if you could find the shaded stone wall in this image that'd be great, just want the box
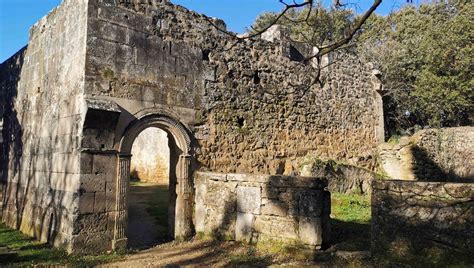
[0,0,88,251]
[379,127,474,181]
[371,180,474,263]
[194,172,330,249]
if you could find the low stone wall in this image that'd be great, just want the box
[371,180,474,262]
[194,172,330,249]
[379,127,474,181]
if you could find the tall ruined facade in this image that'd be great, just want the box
[0,0,383,253]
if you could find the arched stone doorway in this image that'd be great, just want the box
[112,114,194,250]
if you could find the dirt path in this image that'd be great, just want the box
[102,240,259,267]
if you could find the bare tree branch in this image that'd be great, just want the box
[315,0,382,57]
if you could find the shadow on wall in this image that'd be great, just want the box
[371,181,474,265]
[0,47,75,247]
[1,47,26,230]
[196,173,330,251]
[411,145,472,182]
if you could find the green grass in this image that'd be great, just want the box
[330,193,371,251]
[144,184,170,236]
[331,192,371,224]
[129,182,171,241]
[0,223,123,267]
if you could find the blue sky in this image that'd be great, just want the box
[0,0,410,63]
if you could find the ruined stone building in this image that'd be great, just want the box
[0,0,383,253]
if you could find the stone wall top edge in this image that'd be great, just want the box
[373,179,474,187]
[29,0,87,38]
[195,171,328,182]
[416,126,474,134]
[0,46,27,67]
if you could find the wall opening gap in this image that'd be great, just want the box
[127,127,175,249]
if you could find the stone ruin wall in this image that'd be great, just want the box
[371,180,474,262]
[0,0,383,253]
[0,0,89,251]
[86,0,384,175]
[374,127,474,261]
[379,127,474,181]
[194,172,330,249]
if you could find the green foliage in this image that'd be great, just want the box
[387,135,401,144]
[358,0,474,131]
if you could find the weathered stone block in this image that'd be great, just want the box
[73,213,108,235]
[227,173,248,182]
[254,215,273,235]
[80,153,93,174]
[298,190,323,217]
[262,186,279,199]
[71,231,113,254]
[237,186,261,214]
[261,200,288,217]
[235,212,255,242]
[94,191,106,213]
[372,180,474,262]
[194,180,207,233]
[78,192,95,214]
[196,171,227,182]
[298,216,322,246]
[92,154,117,179]
[271,217,298,240]
[81,174,106,192]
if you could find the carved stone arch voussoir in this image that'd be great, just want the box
[119,113,192,156]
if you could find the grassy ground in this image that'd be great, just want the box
[0,223,123,267]
[144,184,170,237]
[330,192,371,251]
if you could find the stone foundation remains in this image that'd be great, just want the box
[371,180,474,262]
[194,172,330,249]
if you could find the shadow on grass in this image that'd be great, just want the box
[331,219,371,251]
[0,223,123,267]
[128,183,173,250]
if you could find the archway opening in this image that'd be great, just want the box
[127,127,176,249]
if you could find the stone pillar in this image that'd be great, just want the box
[371,69,385,143]
[174,154,193,239]
[112,154,131,250]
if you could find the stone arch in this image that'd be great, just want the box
[112,113,194,250]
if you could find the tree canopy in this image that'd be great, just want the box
[359,0,473,134]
